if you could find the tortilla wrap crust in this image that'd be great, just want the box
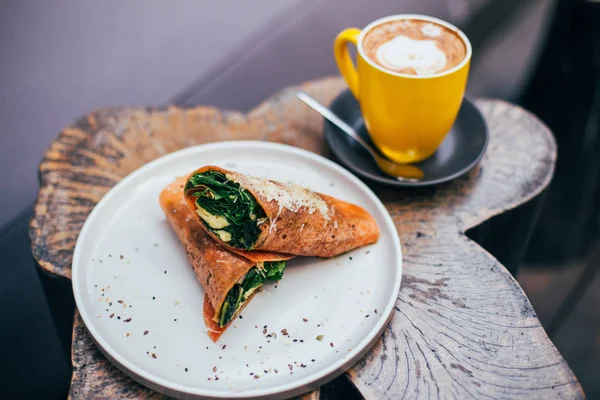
[160,179,283,341]
[185,166,380,257]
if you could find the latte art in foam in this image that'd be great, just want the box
[376,36,447,76]
[421,23,442,37]
[363,18,467,76]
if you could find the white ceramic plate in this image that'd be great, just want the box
[72,141,402,399]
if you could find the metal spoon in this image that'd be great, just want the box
[296,91,424,181]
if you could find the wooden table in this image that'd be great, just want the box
[31,77,584,399]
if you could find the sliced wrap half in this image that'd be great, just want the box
[160,179,292,342]
[184,166,380,257]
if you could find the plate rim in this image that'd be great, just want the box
[324,89,489,187]
[72,141,403,399]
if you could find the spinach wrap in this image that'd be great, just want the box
[160,179,291,342]
[184,166,380,257]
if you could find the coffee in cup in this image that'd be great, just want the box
[362,19,467,76]
[334,15,471,164]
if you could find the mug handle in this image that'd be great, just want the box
[334,28,361,99]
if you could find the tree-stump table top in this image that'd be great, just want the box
[30,77,584,399]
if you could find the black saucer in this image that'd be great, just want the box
[323,90,488,187]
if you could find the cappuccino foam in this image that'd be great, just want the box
[363,19,466,76]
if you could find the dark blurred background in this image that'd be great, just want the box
[1,0,598,398]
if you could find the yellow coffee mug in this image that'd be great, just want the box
[334,15,471,164]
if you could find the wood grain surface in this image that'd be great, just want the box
[30,77,584,399]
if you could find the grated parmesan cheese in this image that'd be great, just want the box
[227,174,331,231]
[255,262,266,274]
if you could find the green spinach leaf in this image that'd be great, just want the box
[217,261,287,327]
[241,268,265,293]
[219,284,243,327]
[265,261,286,281]
[186,171,265,249]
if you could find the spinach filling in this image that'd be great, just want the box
[218,261,286,327]
[186,171,265,250]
